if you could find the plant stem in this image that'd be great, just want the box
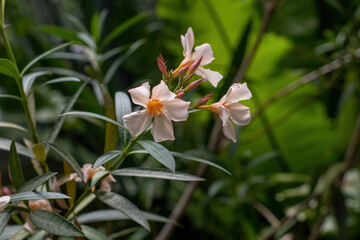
[0,0,17,65]
[64,187,90,219]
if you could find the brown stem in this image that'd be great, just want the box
[307,208,329,240]
[253,201,281,228]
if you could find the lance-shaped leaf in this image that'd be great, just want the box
[0,211,11,235]
[90,169,110,188]
[48,143,82,179]
[102,85,118,157]
[18,172,57,193]
[9,140,26,190]
[36,77,80,90]
[93,150,122,169]
[9,192,70,201]
[81,225,112,240]
[30,209,84,237]
[115,91,131,146]
[0,94,22,101]
[0,122,28,133]
[0,138,35,158]
[21,42,72,75]
[112,168,204,181]
[138,141,175,173]
[22,71,51,94]
[97,192,150,231]
[0,59,19,78]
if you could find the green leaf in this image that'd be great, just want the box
[101,12,149,47]
[9,140,26,190]
[9,192,70,201]
[60,111,127,130]
[0,94,22,101]
[30,209,84,237]
[0,138,34,158]
[115,91,132,146]
[22,71,51,94]
[40,77,80,87]
[93,150,122,169]
[34,67,88,81]
[48,143,83,179]
[100,45,128,62]
[45,52,89,61]
[138,140,176,173]
[90,169,109,188]
[97,192,150,231]
[171,152,230,175]
[46,79,89,148]
[102,85,118,156]
[112,168,205,181]
[0,58,19,78]
[0,211,11,236]
[0,122,28,133]
[21,42,72,76]
[18,172,57,193]
[81,225,112,240]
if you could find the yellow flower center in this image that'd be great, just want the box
[147,100,163,115]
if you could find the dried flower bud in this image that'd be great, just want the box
[177,92,185,98]
[196,93,213,106]
[157,54,167,74]
[186,78,203,90]
[189,56,202,73]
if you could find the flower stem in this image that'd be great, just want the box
[0,0,17,65]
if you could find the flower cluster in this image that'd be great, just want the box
[123,27,252,143]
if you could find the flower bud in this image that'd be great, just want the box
[196,93,213,106]
[157,54,167,74]
[189,56,202,74]
[1,186,11,195]
[178,65,189,76]
[177,92,185,98]
[186,78,203,90]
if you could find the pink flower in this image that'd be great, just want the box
[123,81,190,142]
[175,27,223,87]
[201,83,252,142]
[0,195,10,212]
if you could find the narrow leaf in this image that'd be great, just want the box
[45,52,89,61]
[115,91,132,146]
[81,225,112,240]
[102,85,118,157]
[18,172,57,193]
[0,122,28,133]
[48,143,83,179]
[9,192,70,201]
[0,138,35,158]
[40,77,80,87]
[93,150,122,169]
[100,45,127,62]
[21,42,72,76]
[97,192,150,231]
[90,170,109,188]
[0,94,22,101]
[35,67,88,81]
[0,58,19,78]
[9,140,26,190]
[112,168,204,181]
[64,161,76,207]
[138,140,175,173]
[0,211,11,235]
[30,209,84,237]
[22,71,51,94]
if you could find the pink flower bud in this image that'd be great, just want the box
[2,186,11,195]
[157,54,167,74]
[178,65,189,76]
[196,93,213,106]
[189,56,202,73]
[187,78,203,90]
[177,92,185,98]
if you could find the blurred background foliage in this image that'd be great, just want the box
[0,0,360,239]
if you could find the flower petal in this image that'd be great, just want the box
[163,98,190,121]
[100,175,116,192]
[151,81,176,101]
[227,103,251,126]
[193,43,215,65]
[181,27,194,57]
[226,83,252,103]
[128,82,150,107]
[123,110,152,137]
[0,196,10,212]
[24,217,35,234]
[217,106,230,124]
[196,67,223,87]
[222,119,237,142]
[81,164,93,183]
[151,113,174,142]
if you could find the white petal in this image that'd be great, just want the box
[128,82,150,107]
[219,86,233,103]
[181,27,194,57]
[193,43,215,65]
[196,67,223,87]
[81,164,93,183]
[217,106,230,125]
[227,103,251,126]
[163,98,190,121]
[151,81,176,101]
[151,113,174,142]
[222,119,237,142]
[0,196,10,211]
[226,83,252,103]
[24,218,35,234]
[123,110,152,137]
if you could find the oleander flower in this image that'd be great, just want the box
[201,83,251,142]
[0,195,10,212]
[123,81,190,142]
[70,164,116,192]
[174,27,223,87]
